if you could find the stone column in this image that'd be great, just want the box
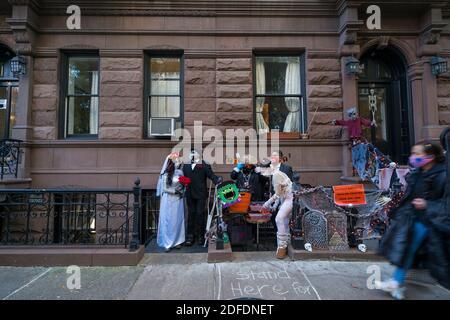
[408,64,425,143]
[416,6,447,140]
[6,0,38,182]
[339,45,360,178]
[337,1,363,179]
[420,58,444,140]
[11,55,33,142]
[12,55,34,179]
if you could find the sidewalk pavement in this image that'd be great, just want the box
[1,252,449,300]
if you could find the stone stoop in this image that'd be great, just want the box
[0,178,32,189]
[207,241,233,263]
[0,245,145,266]
[207,241,383,263]
[288,247,384,261]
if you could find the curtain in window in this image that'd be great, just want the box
[151,97,179,117]
[256,60,269,134]
[90,71,98,134]
[283,58,300,132]
[67,75,74,135]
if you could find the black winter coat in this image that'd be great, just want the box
[230,169,268,201]
[379,162,450,289]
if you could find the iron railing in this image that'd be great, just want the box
[141,190,160,245]
[0,139,22,180]
[0,179,143,251]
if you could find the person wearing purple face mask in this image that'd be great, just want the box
[376,141,449,299]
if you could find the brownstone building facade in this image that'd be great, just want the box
[1,0,450,191]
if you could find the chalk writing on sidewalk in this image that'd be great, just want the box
[227,266,312,299]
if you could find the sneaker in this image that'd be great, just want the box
[375,279,406,300]
[276,247,287,259]
[391,287,406,300]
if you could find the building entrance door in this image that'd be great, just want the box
[358,47,412,164]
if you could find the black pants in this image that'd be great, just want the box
[186,197,206,240]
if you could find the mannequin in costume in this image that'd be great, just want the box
[332,107,377,179]
[263,151,295,233]
[156,153,186,252]
[332,107,375,143]
[262,170,293,259]
[230,155,268,201]
[182,149,223,246]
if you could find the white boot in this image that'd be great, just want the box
[276,232,290,248]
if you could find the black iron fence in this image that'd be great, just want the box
[141,189,160,245]
[0,139,22,180]
[0,179,144,251]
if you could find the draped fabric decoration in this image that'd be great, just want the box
[256,60,269,134]
[351,142,391,183]
[283,57,300,132]
[89,70,99,135]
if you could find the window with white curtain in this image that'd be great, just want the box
[63,55,99,137]
[147,55,182,136]
[254,55,306,134]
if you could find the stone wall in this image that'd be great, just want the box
[32,58,58,140]
[99,58,143,140]
[438,73,450,126]
[215,58,253,130]
[30,55,346,140]
[184,56,344,138]
[306,57,343,139]
[184,57,253,135]
[184,58,217,134]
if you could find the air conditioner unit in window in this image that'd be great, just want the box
[149,118,175,136]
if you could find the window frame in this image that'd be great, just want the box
[59,50,100,140]
[252,51,307,134]
[143,51,184,139]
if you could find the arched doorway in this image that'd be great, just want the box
[0,44,19,139]
[358,46,412,164]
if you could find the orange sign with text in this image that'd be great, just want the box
[332,184,367,206]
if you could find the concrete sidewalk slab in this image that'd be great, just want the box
[1,266,144,300]
[1,253,449,300]
[0,267,49,299]
[127,263,216,300]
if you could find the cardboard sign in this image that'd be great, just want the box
[332,184,366,206]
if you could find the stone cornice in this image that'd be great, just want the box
[37,0,338,17]
[37,28,340,36]
[26,139,347,148]
[33,49,341,59]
